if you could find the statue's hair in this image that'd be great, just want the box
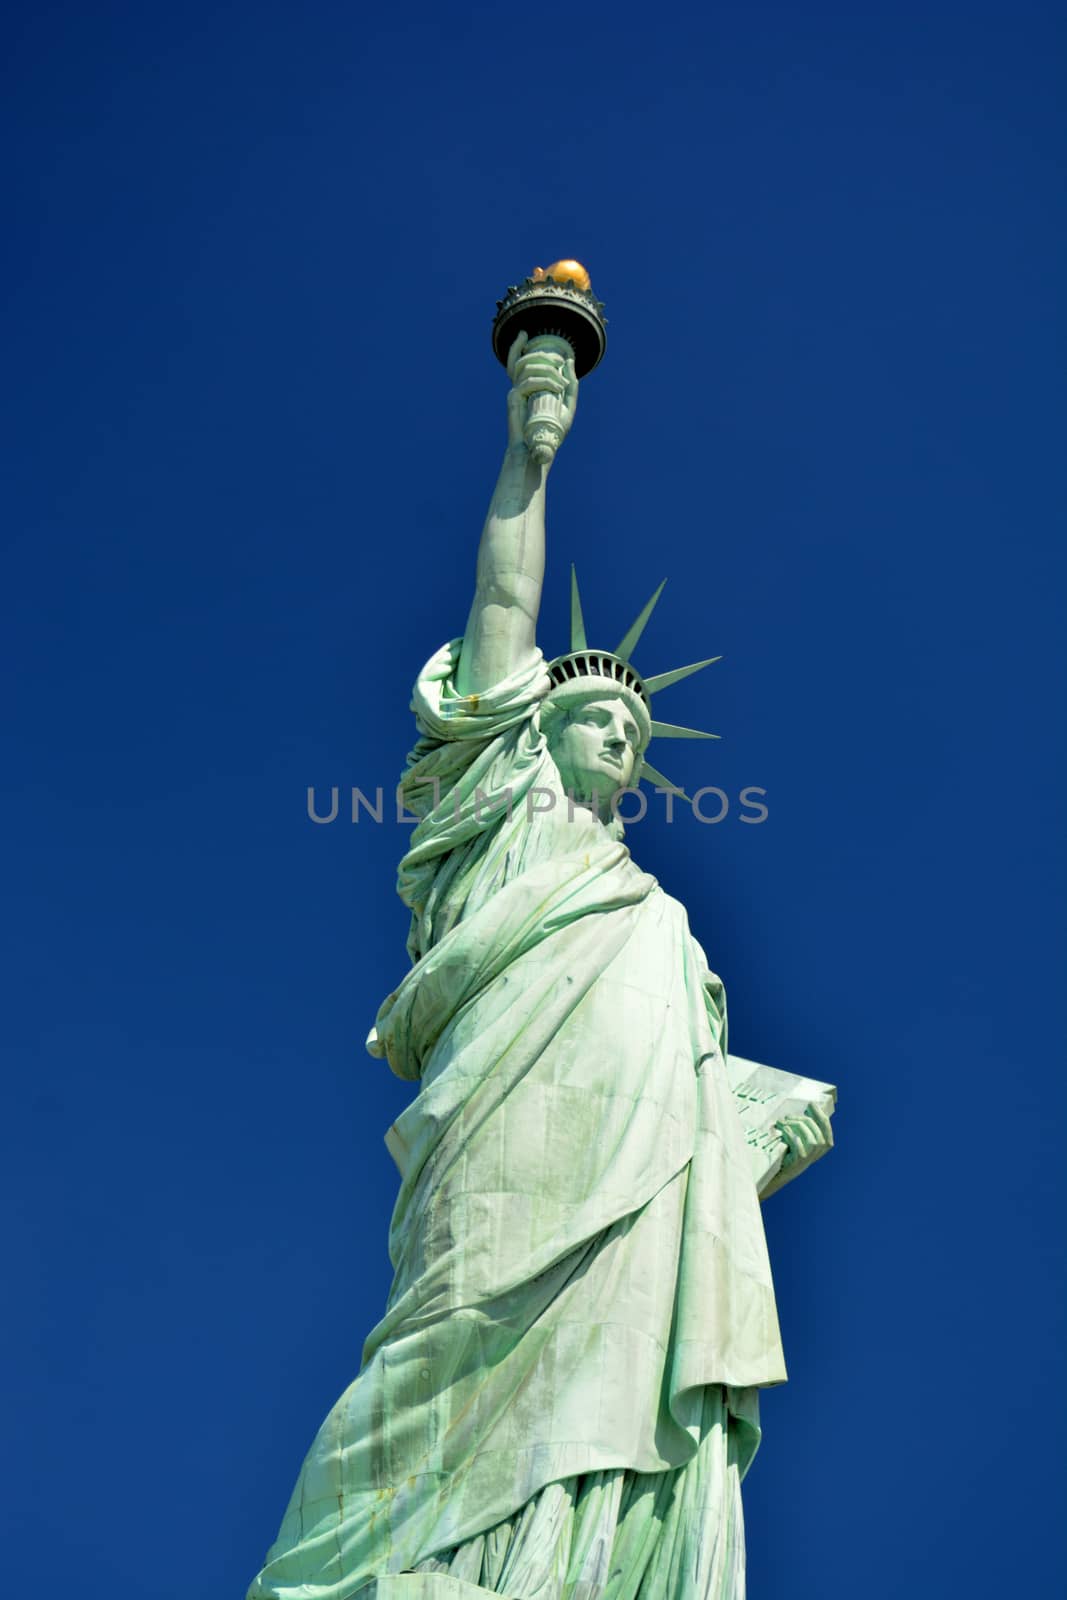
[541,677,652,753]
[539,697,567,742]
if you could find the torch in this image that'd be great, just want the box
[492,261,608,465]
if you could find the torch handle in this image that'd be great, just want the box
[520,333,574,465]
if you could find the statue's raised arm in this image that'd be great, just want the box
[455,332,578,696]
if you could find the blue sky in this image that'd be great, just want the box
[3,2,1064,1595]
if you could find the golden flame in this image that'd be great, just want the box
[532,259,591,291]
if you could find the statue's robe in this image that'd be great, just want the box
[248,645,786,1600]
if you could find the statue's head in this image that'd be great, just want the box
[542,685,649,810]
[543,569,722,813]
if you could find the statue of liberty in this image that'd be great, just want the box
[248,265,834,1600]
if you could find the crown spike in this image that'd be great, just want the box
[639,759,690,802]
[569,565,588,652]
[644,656,722,695]
[649,720,721,741]
[615,579,666,662]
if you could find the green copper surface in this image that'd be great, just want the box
[248,300,835,1600]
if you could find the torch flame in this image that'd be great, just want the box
[532,259,592,291]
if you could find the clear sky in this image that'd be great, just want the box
[3,2,1064,1595]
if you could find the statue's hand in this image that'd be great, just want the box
[506,331,579,453]
[775,1103,834,1174]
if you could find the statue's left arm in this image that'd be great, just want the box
[760,1104,835,1199]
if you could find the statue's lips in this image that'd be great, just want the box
[590,751,628,780]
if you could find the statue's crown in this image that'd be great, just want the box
[545,568,721,797]
[548,648,649,707]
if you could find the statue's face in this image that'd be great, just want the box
[547,696,642,808]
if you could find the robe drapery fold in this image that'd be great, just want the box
[248,644,785,1600]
